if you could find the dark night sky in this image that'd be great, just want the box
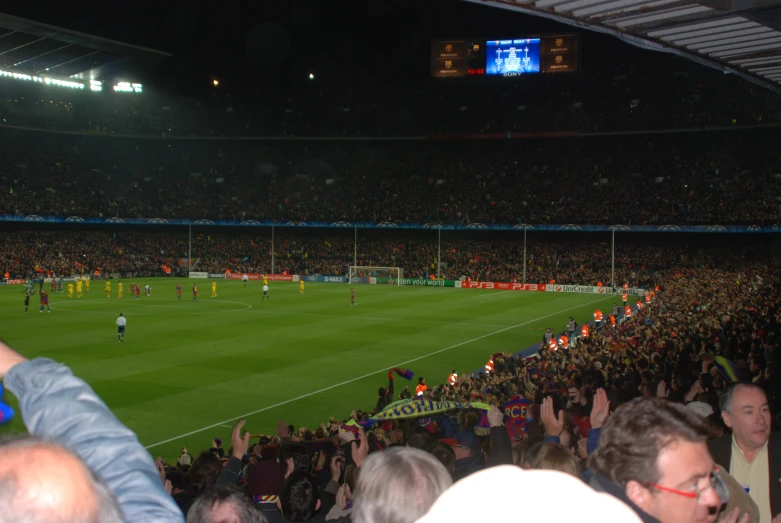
[8,0,668,93]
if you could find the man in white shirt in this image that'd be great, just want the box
[709,383,780,523]
[116,313,127,343]
[262,285,270,301]
[242,274,249,287]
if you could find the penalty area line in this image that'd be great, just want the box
[144,295,608,449]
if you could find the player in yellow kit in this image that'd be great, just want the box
[118,281,123,299]
[84,277,90,292]
[105,280,111,298]
[262,275,268,286]
[67,283,74,299]
[76,278,83,298]
[300,280,304,295]
[211,280,217,298]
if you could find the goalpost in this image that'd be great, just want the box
[348,266,403,286]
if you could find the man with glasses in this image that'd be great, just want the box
[588,396,744,523]
[709,382,781,523]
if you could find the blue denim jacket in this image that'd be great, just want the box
[4,358,185,523]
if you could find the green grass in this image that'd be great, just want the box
[0,278,616,459]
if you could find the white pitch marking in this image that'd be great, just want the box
[144,296,608,449]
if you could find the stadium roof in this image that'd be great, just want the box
[465,0,781,93]
[0,13,170,79]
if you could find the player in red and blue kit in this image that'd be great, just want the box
[350,288,356,307]
[176,282,182,300]
[39,290,50,313]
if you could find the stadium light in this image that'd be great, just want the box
[0,69,84,89]
[90,80,102,92]
[308,73,314,80]
[213,79,219,86]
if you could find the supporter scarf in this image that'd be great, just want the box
[363,400,492,426]
[476,411,492,436]
[392,368,415,380]
[713,356,744,383]
[528,367,552,378]
[382,397,419,412]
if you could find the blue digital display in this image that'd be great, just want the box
[485,38,541,76]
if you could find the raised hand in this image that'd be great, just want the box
[540,396,564,437]
[487,405,504,428]
[656,380,669,399]
[590,388,610,430]
[352,427,369,468]
[329,455,342,482]
[231,419,250,459]
[277,419,288,439]
[155,457,166,484]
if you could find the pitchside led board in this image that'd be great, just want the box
[431,35,578,78]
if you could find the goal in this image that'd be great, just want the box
[348,266,403,286]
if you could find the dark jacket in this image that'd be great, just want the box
[488,426,513,466]
[374,374,395,413]
[589,472,661,523]
[707,433,781,517]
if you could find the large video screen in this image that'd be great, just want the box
[485,39,540,76]
[431,34,577,78]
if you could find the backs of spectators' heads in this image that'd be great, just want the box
[278,471,319,522]
[416,466,641,522]
[353,447,453,523]
[187,485,267,523]
[278,444,311,477]
[0,436,124,523]
[427,442,456,474]
[405,425,435,450]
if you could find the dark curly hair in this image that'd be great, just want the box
[187,451,222,493]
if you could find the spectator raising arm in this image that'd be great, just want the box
[0,340,185,523]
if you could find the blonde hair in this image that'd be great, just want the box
[532,443,581,478]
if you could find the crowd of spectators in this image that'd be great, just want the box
[1,128,780,226]
[1,229,776,287]
[150,263,781,522]
[2,58,781,137]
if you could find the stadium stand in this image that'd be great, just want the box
[0,230,775,283]
[0,128,780,226]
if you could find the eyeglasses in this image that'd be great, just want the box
[648,467,723,502]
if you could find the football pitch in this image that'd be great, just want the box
[0,278,616,458]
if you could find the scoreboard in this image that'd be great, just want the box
[431,34,578,78]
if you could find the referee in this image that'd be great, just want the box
[116,313,127,342]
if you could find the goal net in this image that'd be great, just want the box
[348,266,403,286]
